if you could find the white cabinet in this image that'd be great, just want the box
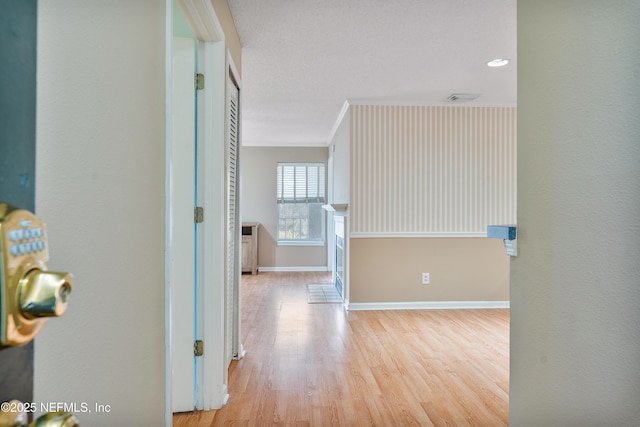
[241,222,259,275]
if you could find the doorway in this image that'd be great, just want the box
[169,0,244,414]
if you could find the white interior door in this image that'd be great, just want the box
[171,36,197,413]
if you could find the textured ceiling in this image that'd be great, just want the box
[227,0,516,147]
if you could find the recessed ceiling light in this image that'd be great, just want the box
[487,58,509,67]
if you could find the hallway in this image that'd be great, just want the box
[174,272,509,426]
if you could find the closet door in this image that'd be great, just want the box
[225,77,240,366]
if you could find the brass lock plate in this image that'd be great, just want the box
[0,203,51,346]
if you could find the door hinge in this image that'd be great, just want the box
[194,340,204,357]
[195,73,205,90]
[194,206,204,223]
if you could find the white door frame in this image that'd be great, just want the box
[170,35,197,413]
[201,39,230,410]
[166,0,244,418]
[164,2,174,424]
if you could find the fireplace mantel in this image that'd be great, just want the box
[322,204,348,215]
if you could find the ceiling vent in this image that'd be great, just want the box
[446,93,480,102]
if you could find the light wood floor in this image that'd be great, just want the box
[174,272,509,426]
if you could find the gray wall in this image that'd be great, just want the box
[512,1,640,425]
[241,146,328,270]
[35,1,166,425]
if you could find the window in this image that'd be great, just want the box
[277,163,326,244]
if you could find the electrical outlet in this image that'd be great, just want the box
[421,272,430,285]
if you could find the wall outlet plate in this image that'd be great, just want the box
[422,272,430,285]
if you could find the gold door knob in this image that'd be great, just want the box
[0,401,79,427]
[30,412,79,427]
[19,270,72,318]
[0,400,28,427]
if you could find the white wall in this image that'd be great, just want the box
[330,110,350,205]
[512,1,640,425]
[35,1,166,425]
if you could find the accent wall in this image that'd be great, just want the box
[344,105,516,304]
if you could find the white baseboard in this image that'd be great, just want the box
[258,266,330,272]
[347,301,510,311]
[234,344,246,360]
[349,232,487,238]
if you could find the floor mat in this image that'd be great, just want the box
[307,284,342,304]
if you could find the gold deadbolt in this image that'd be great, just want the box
[0,203,73,347]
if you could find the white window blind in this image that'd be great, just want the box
[277,163,325,203]
[276,163,326,242]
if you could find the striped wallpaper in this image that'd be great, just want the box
[349,105,516,235]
